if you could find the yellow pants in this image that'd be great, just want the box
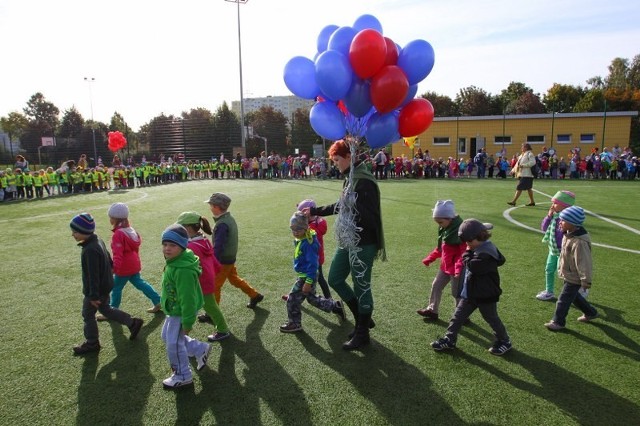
[214,263,259,303]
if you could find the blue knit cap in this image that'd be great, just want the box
[70,213,95,234]
[161,224,189,249]
[559,206,585,227]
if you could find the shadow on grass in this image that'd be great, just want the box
[174,307,313,426]
[457,324,640,424]
[296,310,466,426]
[76,314,163,426]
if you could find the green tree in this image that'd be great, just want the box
[626,54,640,90]
[455,86,494,116]
[212,102,240,158]
[574,89,605,112]
[58,106,84,139]
[605,57,629,89]
[421,91,457,117]
[290,108,319,156]
[245,106,288,157]
[21,92,60,155]
[542,83,584,113]
[509,91,545,114]
[0,111,29,157]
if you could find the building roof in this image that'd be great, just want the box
[435,111,639,122]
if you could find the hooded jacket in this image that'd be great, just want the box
[460,240,506,303]
[111,225,142,276]
[160,249,203,330]
[187,235,222,295]
[79,234,114,300]
[558,227,592,287]
[422,215,466,276]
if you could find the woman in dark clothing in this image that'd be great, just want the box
[306,139,386,351]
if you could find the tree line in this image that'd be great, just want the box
[2,54,638,166]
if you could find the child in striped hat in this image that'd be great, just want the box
[536,190,575,301]
[545,206,598,331]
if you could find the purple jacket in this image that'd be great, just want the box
[541,214,563,251]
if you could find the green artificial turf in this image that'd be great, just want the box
[1,177,639,425]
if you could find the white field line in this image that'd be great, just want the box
[502,189,640,255]
[0,191,149,224]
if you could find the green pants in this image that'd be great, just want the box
[327,244,377,314]
[545,252,559,294]
[203,293,229,333]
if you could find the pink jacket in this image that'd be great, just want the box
[309,216,327,265]
[188,235,222,295]
[422,242,466,276]
[111,226,142,276]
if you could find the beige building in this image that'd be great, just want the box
[392,111,638,160]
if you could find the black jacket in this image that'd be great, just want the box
[460,241,506,303]
[79,234,114,300]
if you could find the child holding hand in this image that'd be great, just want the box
[176,211,231,342]
[417,200,466,321]
[159,224,211,389]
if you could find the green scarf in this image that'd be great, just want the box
[438,215,463,248]
[541,214,560,256]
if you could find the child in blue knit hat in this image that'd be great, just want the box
[159,223,211,389]
[545,206,598,331]
[70,213,144,355]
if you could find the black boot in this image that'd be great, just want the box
[343,313,371,351]
[345,299,376,338]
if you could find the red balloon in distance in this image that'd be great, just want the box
[383,37,398,66]
[370,65,409,114]
[349,29,386,79]
[398,98,435,137]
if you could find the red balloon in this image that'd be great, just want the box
[108,131,127,153]
[398,98,435,137]
[349,29,386,79]
[383,37,398,66]
[370,65,409,114]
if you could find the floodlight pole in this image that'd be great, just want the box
[225,0,248,148]
[84,77,97,167]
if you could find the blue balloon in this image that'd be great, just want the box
[353,14,383,34]
[310,101,346,140]
[317,24,339,53]
[397,39,435,85]
[283,56,320,100]
[365,112,399,149]
[344,77,372,118]
[328,26,357,57]
[315,50,353,101]
[345,107,375,137]
[399,84,418,108]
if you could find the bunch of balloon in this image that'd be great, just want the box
[283,13,435,150]
[107,131,127,153]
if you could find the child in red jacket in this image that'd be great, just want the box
[97,203,161,320]
[417,200,466,321]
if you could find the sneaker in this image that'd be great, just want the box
[247,293,264,309]
[128,318,144,340]
[146,304,162,313]
[73,341,101,355]
[279,322,302,333]
[417,308,439,320]
[198,313,213,323]
[162,374,193,389]
[577,312,599,322]
[333,300,346,321]
[488,340,512,356]
[536,290,555,301]
[96,314,108,322]
[207,331,231,342]
[281,294,289,301]
[431,337,456,351]
[578,288,590,299]
[196,344,211,371]
[544,321,564,331]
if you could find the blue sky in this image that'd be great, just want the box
[1,0,638,130]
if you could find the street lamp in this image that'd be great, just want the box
[225,0,248,148]
[84,77,97,167]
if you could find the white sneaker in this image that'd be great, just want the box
[536,291,555,301]
[162,374,193,389]
[578,288,589,299]
[196,344,211,371]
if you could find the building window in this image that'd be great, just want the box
[494,136,512,144]
[557,134,571,144]
[527,135,545,144]
[580,134,595,143]
[458,138,466,154]
[433,137,450,145]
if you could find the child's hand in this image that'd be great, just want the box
[302,282,312,294]
[422,257,430,266]
[90,300,101,308]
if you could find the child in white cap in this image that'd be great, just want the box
[97,202,161,320]
[417,200,466,321]
[545,206,598,331]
